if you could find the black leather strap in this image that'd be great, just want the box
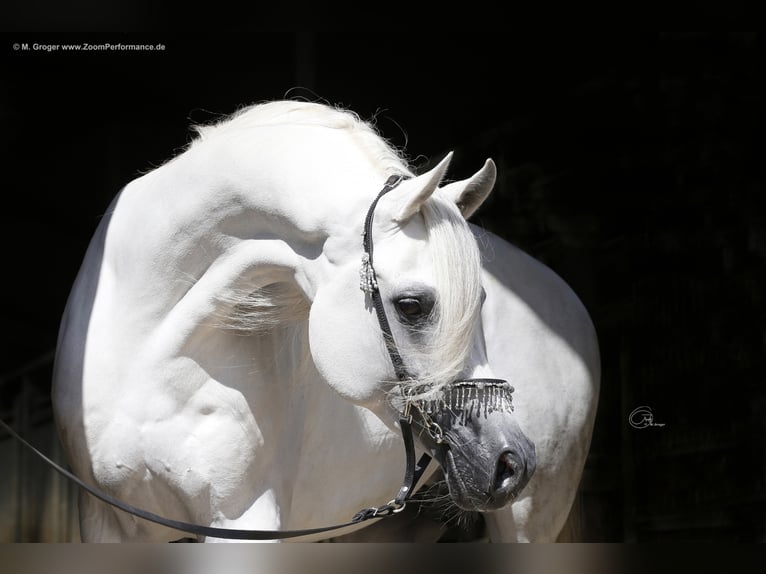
[361,173,434,506]
[395,416,433,506]
[362,174,411,382]
[1,415,430,540]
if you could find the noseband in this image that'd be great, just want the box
[359,174,514,449]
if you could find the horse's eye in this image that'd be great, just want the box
[396,298,423,318]
[395,297,433,324]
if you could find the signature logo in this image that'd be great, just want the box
[628,406,666,429]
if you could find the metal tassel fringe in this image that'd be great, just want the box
[419,381,515,424]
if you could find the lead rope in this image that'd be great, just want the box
[0,175,431,541]
[0,414,428,540]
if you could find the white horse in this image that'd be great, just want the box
[52,101,599,542]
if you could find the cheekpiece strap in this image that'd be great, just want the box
[360,174,406,294]
[360,174,411,382]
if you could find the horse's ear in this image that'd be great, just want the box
[439,158,497,219]
[393,152,453,223]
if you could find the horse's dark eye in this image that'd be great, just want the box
[396,298,423,318]
[394,294,435,326]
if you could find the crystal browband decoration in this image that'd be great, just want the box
[417,380,514,422]
[359,252,378,294]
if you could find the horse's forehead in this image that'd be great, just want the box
[375,216,431,267]
[373,215,470,288]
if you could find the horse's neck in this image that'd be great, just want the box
[80,127,392,415]
[165,126,385,240]
[100,129,382,343]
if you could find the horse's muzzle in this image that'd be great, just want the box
[412,378,536,512]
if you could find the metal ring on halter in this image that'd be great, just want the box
[386,499,407,514]
[357,499,406,519]
[425,420,445,444]
[407,400,445,444]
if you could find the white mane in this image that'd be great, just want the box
[192,100,413,178]
[417,198,483,393]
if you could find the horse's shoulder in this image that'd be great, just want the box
[476,227,597,349]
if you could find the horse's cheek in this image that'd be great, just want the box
[307,283,384,406]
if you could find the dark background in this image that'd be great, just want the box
[1,33,764,541]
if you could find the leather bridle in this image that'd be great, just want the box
[360,175,514,452]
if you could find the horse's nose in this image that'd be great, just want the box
[490,450,530,504]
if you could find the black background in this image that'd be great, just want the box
[1,33,764,541]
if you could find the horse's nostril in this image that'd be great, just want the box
[494,451,517,492]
